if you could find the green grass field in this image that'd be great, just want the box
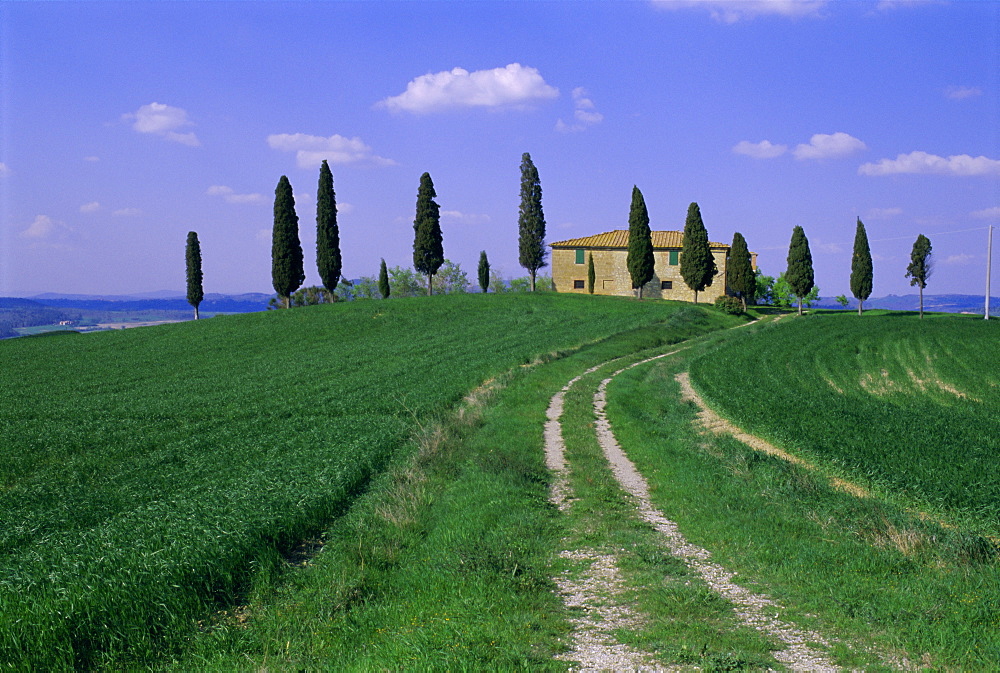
[0,292,707,669]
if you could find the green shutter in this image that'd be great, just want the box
[669,250,678,265]
[575,249,585,264]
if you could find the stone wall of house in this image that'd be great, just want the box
[551,247,729,303]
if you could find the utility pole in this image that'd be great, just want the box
[987,225,994,320]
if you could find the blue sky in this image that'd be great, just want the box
[1,0,998,297]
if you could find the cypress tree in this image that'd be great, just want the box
[271,175,304,309]
[413,172,443,295]
[587,253,596,295]
[316,160,341,297]
[785,225,815,316]
[727,231,755,311]
[378,258,390,299]
[906,234,933,318]
[850,218,873,316]
[626,186,654,299]
[517,152,546,291]
[680,202,717,303]
[478,250,490,293]
[185,231,204,320]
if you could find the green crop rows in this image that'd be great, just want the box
[0,292,691,669]
[689,313,1000,524]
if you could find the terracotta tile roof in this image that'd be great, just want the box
[550,230,728,249]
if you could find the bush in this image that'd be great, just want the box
[714,295,744,315]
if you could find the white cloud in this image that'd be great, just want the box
[556,87,604,133]
[112,208,142,217]
[79,201,101,213]
[123,102,200,146]
[859,151,1000,176]
[866,207,903,220]
[945,86,983,100]
[816,242,843,254]
[0,162,10,177]
[971,207,1000,219]
[732,139,788,159]
[943,253,974,266]
[20,215,66,240]
[206,185,264,204]
[440,210,491,225]
[378,63,558,114]
[83,156,100,162]
[337,202,355,215]
[267,133,395,169]
[793,132,866,160]
[651,0,827,23]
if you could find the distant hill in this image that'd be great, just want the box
[28,292,273,313]
[814,294,998,315]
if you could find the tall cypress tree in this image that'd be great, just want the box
[680,202,717,303]
[727,231,755,311]
[378,258,390,299]
[272,175,305,309]
[316,160,341,298]
[185,231,203,320]
[413,172,443,296]
[478,250,490,293]
[517,152,546,291]
[906,234,932,318]
[626,186,654,299]
[587,253,596,295]
[850,218,873,316]
[785,225,815,316]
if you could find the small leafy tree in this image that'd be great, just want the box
[413,172,444,295]
[755,270,775,306]
[727,231,755,310]
[185,231,204,320]
[835,294,850,309]
[316,160,342,295]
[587,253,595,294]
[517,152,546,291]
[290,286,335,307]
[627,186,654,299]
[388,266,425,297]
[850,218,873,316]
[478,251,490,293]
[680,202,717,303]
[773,272,819,309]
[785,225,815,315]
[272,175,305,309]
[378,259,390,299]
[906,234,933,318]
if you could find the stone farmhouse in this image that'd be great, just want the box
[549,230,756,302]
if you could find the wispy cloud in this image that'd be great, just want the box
[945,85,983,100]
[206,185,264,204]
[79,201,101,213]
[732,139,787,159]
[440,210,491,225]
[859,151,1000,176]
[377,63,558,114]
[971,206,1000,219]
[267,133,396,169]
[112,208,142,217]
[866,207,903,220]
[83,156,100,163]
[943,253,975,266]
[0,162,10,177]
[556,87,604,133]
[122,102,200,146]
[20,215,68,240]
[651,0,827,23]
[793,132,866,160]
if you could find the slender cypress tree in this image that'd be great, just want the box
[413,172,443,295]
[680,202,717,303]
[850,218,874,316]
[478,250,490,293]
[587,253,596,295]
[185,231,204,320]
[316,160,341,297]
[378,258,390,299]
[272,175,304,309]
[906,234,933,318]
[785,225,815,316]
[727,231,755,311]
[517,152,546,291]
[626,186,654,299]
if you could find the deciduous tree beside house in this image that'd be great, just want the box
[726,231,755,311]
[517,152,546,291]
[316,160,342,299]
[850,218,873,316]
[906,234,933,318]
[626,186,654,299]
[786,225,815,316]
[271,175,304,309]
[185,231,203,320]
[680,202,716,303]
[413,172,444,296]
